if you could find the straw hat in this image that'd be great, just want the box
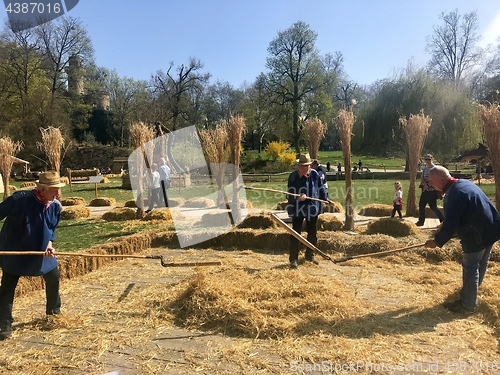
[36,171,66,188]
[297,153,312,166]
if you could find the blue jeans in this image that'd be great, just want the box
[460,246,492,310]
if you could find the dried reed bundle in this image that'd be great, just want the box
[336,108,355,230]
[303,117,327,159]
[0,136,23,199]
[226,115,246,223]
[130,122,155,217]
[198,124,229,205]
[478,102,500,210]
[399,110,431,215]
[37,127,65,173]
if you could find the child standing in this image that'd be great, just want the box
[391,181,403,219]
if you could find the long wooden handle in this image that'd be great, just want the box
[333,243,426,263]
[270,213,333,262]
[244,186,331,205]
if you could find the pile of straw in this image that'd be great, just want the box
[318,213,344,231]
[366,217,419,236]
[199,212,232,228]
[166,268,361,339]
[399,110,431,215]
[478,102,500,209]
[124,199,137,208]
[19,181,37,189]
[323,201,343,213]
[60,196,87,206]
[37,126,65,173]
[89,197,116,206]
[238,212,276,229]
[167,197,185,207]
[183,197,215,208]
[142,209,173,222]
[276,200,288,210]
[336,108,355,230]
[303,117,327,159]
[102,207,136,221]
[360,203,394,216]
[0,136,23,198]
[61,206,90,220]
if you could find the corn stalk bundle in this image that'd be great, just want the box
[399,109,431,216]
[336,108,355,230]
[0,136,23,200]
[478,102,500,210]
[37,127,64,173]
[198,123,229,205]
[226,115,246,223]
[130,122,155,217]
[303,117,327,160]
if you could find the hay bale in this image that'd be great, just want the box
[60,196,87,206]
[323,201,343,213]
[9,185,16,191]
[61,205,90,220]
[19,181,37,189]
[100,176,110,183]
[59,176,69,184]
[89,197,116,206]
[276,200,288,210]
[199,212,232,227]
[360,204,394,217]
[318,213,344,231]
[124,199,137,208]
[167,197,185,207]
[238,212,276,229]
[102,207,136,221]
[142,209,173,221]
[183,197,215,208]
[366,217,419,236]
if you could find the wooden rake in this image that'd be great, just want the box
[0,251,222,268]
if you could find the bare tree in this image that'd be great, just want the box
[426,9,483,86]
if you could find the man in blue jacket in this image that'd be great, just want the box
[425,165,500,313]
[0,171,64,340]
[287,154,328,268]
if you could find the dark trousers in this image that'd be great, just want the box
[289,216,318,263]
[0,267,61,323]
[391,204,402,218]
[160,180,169,208]
[148,187,162,210]
[418,190,444,223]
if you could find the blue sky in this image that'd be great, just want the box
[2,0,500,87]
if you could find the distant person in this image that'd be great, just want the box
[337,162,342,176]
[390,181,403,219]
[287,154,329,269]
[358,160,363,172]
[158,158,171,208]
[146,163,161,212]
[311,159,328,189]
[0,171,65,340]
[416,154,444,226]
[326,161,331,172]
[424,165,500,313]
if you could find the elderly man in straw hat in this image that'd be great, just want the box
[287,154,329,268]
[0,171,65,340]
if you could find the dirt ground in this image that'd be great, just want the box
[1,240,499,375]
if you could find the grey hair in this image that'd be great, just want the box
[428,165,451,179]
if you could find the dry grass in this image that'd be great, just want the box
[60,205,90,220]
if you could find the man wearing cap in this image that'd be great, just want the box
[287,154,328,268]
[0,171,64,340]
[416,154,444,226]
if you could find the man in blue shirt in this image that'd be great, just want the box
[425,165,500,313]
[0,171,64,340]
[287,154,328,268]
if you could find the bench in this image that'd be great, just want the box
[66,168,100,191]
